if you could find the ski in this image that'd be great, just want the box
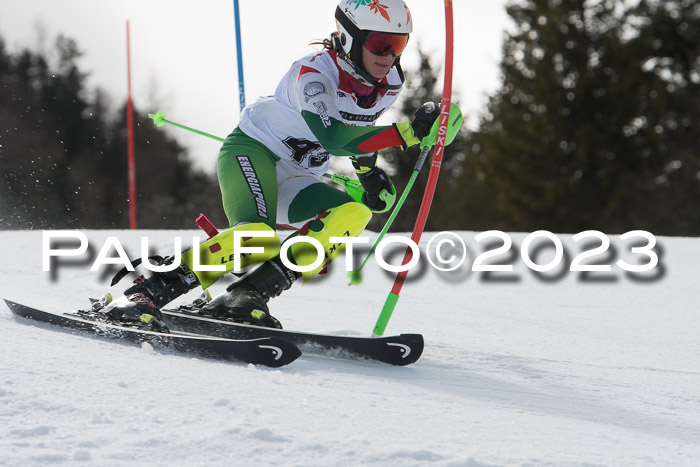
[5,300,301,368]
[161,307,424,366]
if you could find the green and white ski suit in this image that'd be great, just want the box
[217,49,410,229]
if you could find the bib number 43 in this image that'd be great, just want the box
[283,137,329,168]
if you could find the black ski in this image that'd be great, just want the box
[5,300,301,368]
[161,307,424,366]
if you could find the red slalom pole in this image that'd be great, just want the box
[126,20,137,229]
[373,0,454,336]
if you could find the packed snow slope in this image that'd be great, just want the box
[1,229,699,466]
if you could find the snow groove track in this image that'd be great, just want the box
[1,230,699,465]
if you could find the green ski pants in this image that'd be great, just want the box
[217,127,353,229]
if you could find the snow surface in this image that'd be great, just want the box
[1,229,699,466]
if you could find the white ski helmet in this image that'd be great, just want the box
[334,0,413,89]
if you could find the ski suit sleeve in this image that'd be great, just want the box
[295,68,412,156]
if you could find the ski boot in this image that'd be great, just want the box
[201,256,299,328]
[99,293,170,332]
[98,259,199,332]
[199,201,371,327]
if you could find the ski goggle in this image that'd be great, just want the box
[364,31,409,57]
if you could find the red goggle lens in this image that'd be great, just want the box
[364,32,409,57]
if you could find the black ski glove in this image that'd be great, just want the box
[411,102,441,140]
[351,153,396,212]
[393,102,441,149]
[358,166,394,212]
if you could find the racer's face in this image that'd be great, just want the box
[362,46,394,79]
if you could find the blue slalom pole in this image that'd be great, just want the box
[233,0,246,112]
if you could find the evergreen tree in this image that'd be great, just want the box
[461,0,699,235]
[624,0,700,235]
[0,30,225,230]
[104,104,227,229]
[0,45,69,228]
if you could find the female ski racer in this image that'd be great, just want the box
[105,0,462,330]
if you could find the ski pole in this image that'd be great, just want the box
[372,0,455,337]
[349,100,462,287]
[346,145,432,286]
[147,112,368,199]
[322,173,366,205]
[148,111,225,143]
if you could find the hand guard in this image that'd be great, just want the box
[351,154,396,213]
[395,102,465,150]
[411,102,441,140]
[393,102,441,150]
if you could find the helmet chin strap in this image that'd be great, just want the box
[354,60,405,91]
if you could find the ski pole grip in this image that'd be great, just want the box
[195,214,219,239]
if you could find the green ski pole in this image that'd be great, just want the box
[148,111,367,199]
[148,111,225,143]
[373,1,457,337]
[346,145,432,286]
[322,173,366,206]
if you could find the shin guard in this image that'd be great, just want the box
[288,202,372,282]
